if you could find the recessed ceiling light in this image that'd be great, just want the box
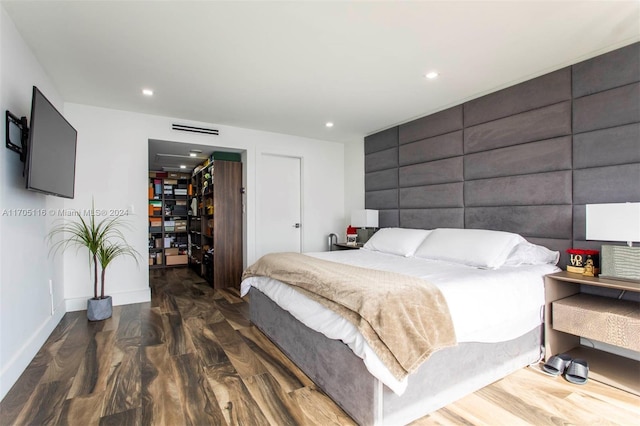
[180,165,186,169]
[142,88,154,96]
[425,71,439,80]
[189,153,197,157]
[325,122,334,128]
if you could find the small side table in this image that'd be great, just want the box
[544,271,639,395]
[332,243,363,251]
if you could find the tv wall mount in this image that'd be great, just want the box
[6,110,28,163]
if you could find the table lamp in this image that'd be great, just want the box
[586,202,640,281]
[351,209,379,244]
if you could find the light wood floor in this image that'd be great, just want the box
[1,267,638,425]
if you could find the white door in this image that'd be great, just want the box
[257,154,302,257]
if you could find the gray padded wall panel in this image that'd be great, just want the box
[363,42,639,264]
[462,68,572,247]
[573,123,640,169]
[366,189,398,210]
[400,209,464,230]
[365,147,398,173]
[465,171,572,207]
[399,106,463,144]
[364,126,398,154]
[373,105,464,219]
[464,68,571,127]
[573,83,640,134]
[399,183,464,209]
[572,205,588,241]
[399,157,463,187]
[571,43,640,253]
[465,206,573,239]
[573,164,640,204]
[399,131,463,165]
[379,210,399,228]
[464,137,572,180]
[573,43,640,98]
[464,102,572,154]
[365,168,398,191]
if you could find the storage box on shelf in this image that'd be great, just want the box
[166,254,188,266]
[148,171,191,268]
[544,271,640,396]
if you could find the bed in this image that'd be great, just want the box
[241,228,561,425]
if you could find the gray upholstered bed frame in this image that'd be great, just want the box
[251,287,541,425]
[248,43,639,425]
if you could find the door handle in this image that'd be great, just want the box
[294,223,301,228]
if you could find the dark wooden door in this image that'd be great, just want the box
[213,160,243,289]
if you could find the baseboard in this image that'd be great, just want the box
[65,287,151,312]
[0,300,66,401]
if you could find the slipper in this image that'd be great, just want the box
[542,353,572,376]
[565,358,589,385]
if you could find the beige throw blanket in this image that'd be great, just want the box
[242,252,456,381]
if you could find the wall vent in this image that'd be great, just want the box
[172,124,219,135]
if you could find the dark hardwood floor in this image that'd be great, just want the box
[1,267,638,425]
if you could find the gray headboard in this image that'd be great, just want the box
[365,42,640,266]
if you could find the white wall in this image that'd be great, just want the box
[344,138,365,233]
[0,6,67,400]
[60,106,152,310]
[62,103,347,304]
[0,3,352,400]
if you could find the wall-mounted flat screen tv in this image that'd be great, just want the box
[26,86,77,199]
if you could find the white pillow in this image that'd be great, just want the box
[503,241,560,266]
[413,228,526,269]
[362,227,432,257]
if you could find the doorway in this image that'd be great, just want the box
[257,154,302,257]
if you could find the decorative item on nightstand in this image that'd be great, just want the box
[566,249,599,276]
[351,209,379,244]
[346,225,358,246]
[586,202,640,281]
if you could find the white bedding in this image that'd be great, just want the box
[241,249,559,395]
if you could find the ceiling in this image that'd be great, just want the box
[147,139,242,172]
[148,139,213,172]
[3,1,639,145]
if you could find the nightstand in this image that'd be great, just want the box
[332,242,363,251]
[544,271,640,395]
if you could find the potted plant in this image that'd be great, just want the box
[48,201,140,321]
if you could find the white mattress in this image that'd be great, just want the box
[241,249,559,395]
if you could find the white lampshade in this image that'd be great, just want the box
[351,209,379,228]
[586,203,640,245]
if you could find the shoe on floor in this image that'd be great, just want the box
[542,353,572,376]
[564,358,589,385]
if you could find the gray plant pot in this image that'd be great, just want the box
[87,296,112,321]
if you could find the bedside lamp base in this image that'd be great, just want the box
[600,245,640,282]
[357,228,377,244]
